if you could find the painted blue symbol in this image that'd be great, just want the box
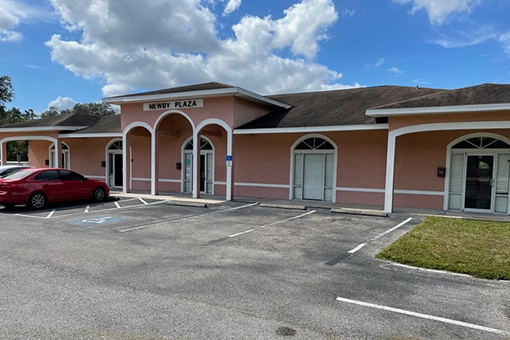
[226,155,233,161]
[69,216,127,226]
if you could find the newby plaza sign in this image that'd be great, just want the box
[143,99,204,111]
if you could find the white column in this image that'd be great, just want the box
[384,131,396,213]
[151,131,157,196]
[192,131,199,199]
[122,134,128,193]
[226,130,233,201]
[54,139,60,168]
[0,141,4,165]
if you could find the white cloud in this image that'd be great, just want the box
[0,0,55,42]
[393,0,482,25]
[46,0,353,97]
[47,96,77,111]
[364,58,385,69]
[342,8,355,17]
[499,32,510,55]
[224,0,241,15]
[387,67,404,76]
[430,25,497,48]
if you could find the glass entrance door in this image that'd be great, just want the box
[464,155,494,211]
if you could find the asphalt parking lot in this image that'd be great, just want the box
[0,196,509,340]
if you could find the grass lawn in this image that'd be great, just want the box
[376,216,510,280]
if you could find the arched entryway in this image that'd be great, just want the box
[447,133,510,213]
[123,122,153,193]
[291,135,337,202]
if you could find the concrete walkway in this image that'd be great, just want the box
[110,190,510,222]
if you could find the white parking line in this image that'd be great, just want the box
[138,198,148,205]
[46,209,56,219]
[228,210,316,238]
[117,202,259,233]
[14,199,168,220]
[335,296,509,336]
[114,201,121,208]
[370,217,413,241]
[348,243,367,254]
[84,205,90,213]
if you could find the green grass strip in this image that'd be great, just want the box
[376,216,510,280]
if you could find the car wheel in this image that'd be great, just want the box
[93,187,106,202]
[29,193,46,209]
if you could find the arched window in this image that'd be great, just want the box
[452,137,510,149]
[293,136,336,202]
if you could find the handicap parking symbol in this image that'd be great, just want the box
[70,216,127,226]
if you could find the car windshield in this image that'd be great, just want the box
[3,169,36,180]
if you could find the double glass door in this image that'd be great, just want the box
[464,155,493,210]
[450,153,510,213]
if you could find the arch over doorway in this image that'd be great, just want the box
[290,134,338,202]
[445,133,510,213]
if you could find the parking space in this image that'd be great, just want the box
[0,197,508,340]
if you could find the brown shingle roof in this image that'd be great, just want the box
[107,82,236,99]
[0,113,101,130]
[70,115,121,134]
[240,85,443,128]
[372,83,510,110]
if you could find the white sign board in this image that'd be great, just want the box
[143,99,203,111]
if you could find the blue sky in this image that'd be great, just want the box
[1,0,510,114]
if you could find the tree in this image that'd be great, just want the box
[0,75,36,162]
[0,75,14,105]
[41,102,116,117]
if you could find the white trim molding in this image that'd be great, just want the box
[103,87,291,110]
[337,187,385,193]
[0,126,89,133]
[234,124,388,135]
[60,133,123,138]
[235,182,291,189]
[367,103,510,117]
[394,190,444,196]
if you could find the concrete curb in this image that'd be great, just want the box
[167,200,207,208]
[259,203,307,210]
[331,207,388,217]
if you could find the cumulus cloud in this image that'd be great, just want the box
[223,0,241,15]
[0,0,26,41]
[46,0,351,97]
[0,0,55,42]
[393,0,482,25]
[387,67,404,76]
[47,96,77,111]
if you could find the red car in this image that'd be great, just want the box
[0,168,109,209]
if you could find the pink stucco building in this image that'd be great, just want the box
[2,82,510,214]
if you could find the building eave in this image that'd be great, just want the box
[102,87,292,109]
[233,124,389,135]
[366,103,510,117]
[59,132,123,138]
[0,126,90,133]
